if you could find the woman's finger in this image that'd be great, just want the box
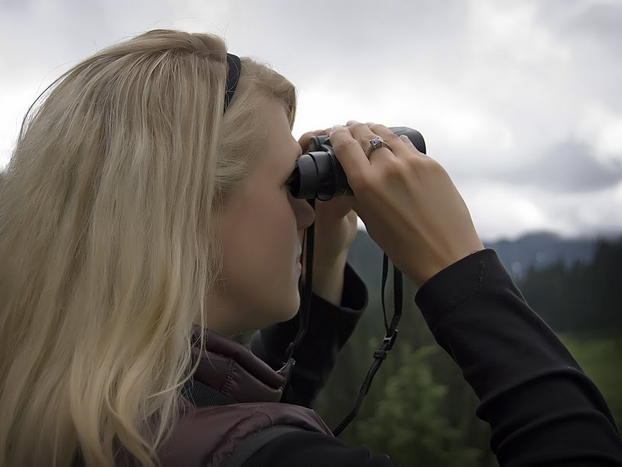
[327,125,371,190]
[345,122,402,164]
[298,129,330,152]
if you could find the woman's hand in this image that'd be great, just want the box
[296,129,359,302]
[328,121,485,288]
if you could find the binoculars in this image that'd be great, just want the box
[286,126,426,201]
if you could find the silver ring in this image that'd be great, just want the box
[365,136,392,157]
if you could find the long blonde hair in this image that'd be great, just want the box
[0,29,296,467]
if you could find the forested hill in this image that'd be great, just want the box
[347,229,622,335]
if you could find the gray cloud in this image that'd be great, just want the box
[559,1,622,60]
[490,140,622,193]
[1,0,621,240]
[537,0,622,112]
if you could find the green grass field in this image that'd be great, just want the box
[557,332,622,431]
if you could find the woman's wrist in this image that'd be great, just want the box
[412,243,486,288]
[303,252,348,307]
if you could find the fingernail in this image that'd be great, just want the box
[331,124,344,132]
[346,120,358,126]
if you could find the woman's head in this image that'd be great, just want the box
[0,29,311,467]
[205,97,315,337]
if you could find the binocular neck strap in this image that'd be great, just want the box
[332,253,402,437]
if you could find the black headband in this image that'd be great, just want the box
[224,53,241,114]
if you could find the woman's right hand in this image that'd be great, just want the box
[329,121,485,288]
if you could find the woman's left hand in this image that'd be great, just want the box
[297,129,359,283]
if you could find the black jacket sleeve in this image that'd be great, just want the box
[247,260,368,408]
[243,248,622,467]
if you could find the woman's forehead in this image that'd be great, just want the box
[260,101,299,163]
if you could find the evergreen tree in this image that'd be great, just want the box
[354,344,482,467]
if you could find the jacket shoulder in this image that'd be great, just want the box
[157,401,333,467]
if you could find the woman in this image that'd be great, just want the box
[1,29,621,467]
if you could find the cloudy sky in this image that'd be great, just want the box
[1,0,621,243]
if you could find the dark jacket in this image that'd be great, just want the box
[156,261,369,467]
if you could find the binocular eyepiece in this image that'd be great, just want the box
[286,126,426,201]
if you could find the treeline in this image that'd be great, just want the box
[517,236,622,334]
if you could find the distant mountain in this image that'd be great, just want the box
[482,230,608,280]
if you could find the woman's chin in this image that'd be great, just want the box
[284,293,301,322]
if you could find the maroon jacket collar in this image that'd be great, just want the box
[189,324,294,404]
